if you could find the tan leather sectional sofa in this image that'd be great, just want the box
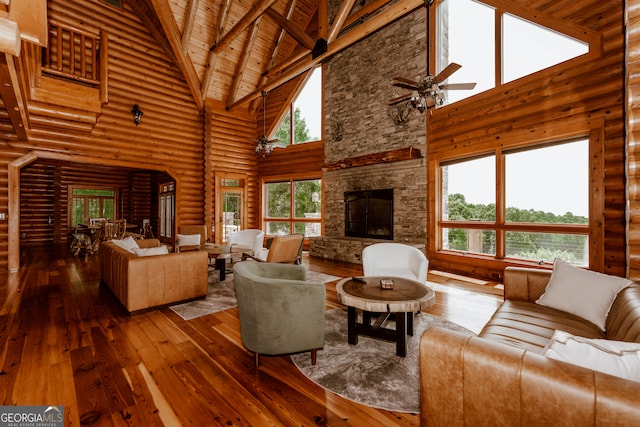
[420,266,640,426]
[99,238,208,313]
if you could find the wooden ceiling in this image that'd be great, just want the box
[134,0,424,111]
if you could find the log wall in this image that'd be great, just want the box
[0,0,205,270]
[19,162,157,247]
[427,0,626,278]
[628,0,640,281]
[205,99,259,241]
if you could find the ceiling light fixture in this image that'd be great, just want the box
[254,91,279,158]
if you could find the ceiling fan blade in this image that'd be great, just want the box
[388,93,412,105]
[426,97,437,108]
[393,82,420,91]
[440,82,477,90]
[434,63,462,83]
[393,76,421,86]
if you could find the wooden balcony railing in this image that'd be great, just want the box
[42,21,104,86]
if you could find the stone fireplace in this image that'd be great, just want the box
[308,6,428,264]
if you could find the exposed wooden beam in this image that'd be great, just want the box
[209,0,279,54]
[0,16,19,55]
[264,49,308,79]
[327,0,358,43]
[7,0,47,46]
[181,0,200,53]
[201,0,232,100]
[263,0,300,76]
[265,7,315,50]
[227,18,262,107]
[341,0,392,33]
[228,0,424,110]
[0,53,28,140]
[143,0,204,110]
[317,0,327,40]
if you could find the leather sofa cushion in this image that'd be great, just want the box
[479,300,605,353]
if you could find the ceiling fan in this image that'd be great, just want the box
[254,90,279,157]
[389,0,476,112]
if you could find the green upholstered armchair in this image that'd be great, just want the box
[232,261,326,367]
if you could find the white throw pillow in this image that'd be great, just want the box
[544,330,640,383]
[132,246,169,257]
[536,259,632,331]
[110,236,139,253]
[177,233,201,247]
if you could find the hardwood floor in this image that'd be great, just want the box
[0,245,502,426]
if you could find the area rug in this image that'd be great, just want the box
[169,268,341,320]
[290,308,473,413]
[169,268,237,320]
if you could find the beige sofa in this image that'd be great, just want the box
[420,266,640,426]
[99,238,208,313]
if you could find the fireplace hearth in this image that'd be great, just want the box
[344,189,393,240]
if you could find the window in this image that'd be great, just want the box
[502,14,588,83]
[273,67,322,145]
[159,182,175,239]
[263,178,322,237]
[437,0,589,104]
[437,0,495,103]
[70,187,116,226]
[439,139,589,265]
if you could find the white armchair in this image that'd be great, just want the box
[228,229,265,257]
[362,243,429,284]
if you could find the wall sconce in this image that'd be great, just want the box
[131,104,143,126]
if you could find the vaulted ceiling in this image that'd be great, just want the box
[134,0,425,111]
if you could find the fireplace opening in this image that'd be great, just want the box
[344,189,393,240]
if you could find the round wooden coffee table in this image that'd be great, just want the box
[336,276,435,357]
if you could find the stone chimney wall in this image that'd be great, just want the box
[310,7,429,262]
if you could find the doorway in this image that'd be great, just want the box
[215,174,247,244]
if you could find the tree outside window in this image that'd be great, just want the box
[272,67,322,145]
[440,139,589,265]
[264,179,321,237]
[71,188,116,226]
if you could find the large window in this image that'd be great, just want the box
[440,139,589,265]
[70,187,116,226]
[272,67,322,145]
[263,178,321,237]
[437,0,589,104]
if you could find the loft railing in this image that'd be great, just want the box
[42,21,103,86]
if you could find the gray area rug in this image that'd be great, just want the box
[290,308,473,413]
[169,268,237,320]
[169,268,341,320]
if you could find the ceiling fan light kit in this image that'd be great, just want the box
[388,0,476,113]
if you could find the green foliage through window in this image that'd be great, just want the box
[445,193,588,263]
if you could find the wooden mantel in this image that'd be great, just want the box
[322,147,422,171]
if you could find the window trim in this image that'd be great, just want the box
[260,175,323,239]
[428,127,604,273]
[433,0,601,107]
